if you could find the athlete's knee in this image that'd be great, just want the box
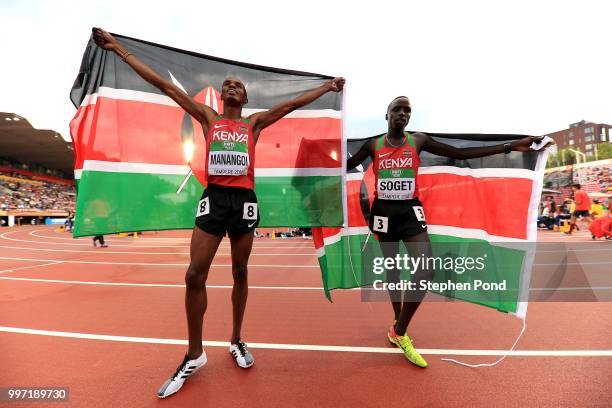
[416,266,435,283]
[232,263,248,283]
[185,264,206,290]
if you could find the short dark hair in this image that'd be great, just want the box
[387,96,409,113]
[572,183,581,189]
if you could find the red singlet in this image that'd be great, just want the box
[372,133,420,200]
[205,116,255,190]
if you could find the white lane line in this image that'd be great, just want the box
[1,256,609,268]
[0,230,314,248]
[1,326,610,357]
[536,248,612,253]
[29,229,311,242]
[0,277,323,290]
[0,245,315,256]
[529,286,612,291]
[532,262,612,266]
[2,277,611,293]
[29,229,313,245]
[0,261,64,275]
[23,230,610,252]
[538,235,596,240]
[0,256,318,268]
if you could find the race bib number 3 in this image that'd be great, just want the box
[377,178,415,200]
[373,216,389,233]
[413,206,426,222]
[196,197,210,217]
[243,202,258,220]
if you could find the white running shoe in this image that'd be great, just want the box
[229,339,254,368]
[157,352,207,398]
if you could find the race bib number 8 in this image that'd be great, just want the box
[373,216,389,233]
[243,202,258,220]
[196,197,210,217]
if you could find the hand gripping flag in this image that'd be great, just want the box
[313,133,549,320]
[69,32,343,237]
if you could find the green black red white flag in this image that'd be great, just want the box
[70,32,343,237]
[313,133,549,319]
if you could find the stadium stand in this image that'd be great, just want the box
[1,112,75,226]
[543,159,611,203]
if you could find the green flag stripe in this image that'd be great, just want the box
[74,171,343,237]
[209,141,248,153]
[378,169,415,178]
[318,233,525,313]
[406,132,415,147]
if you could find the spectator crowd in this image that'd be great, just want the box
[538,184,611,239]
[0,171,75,211]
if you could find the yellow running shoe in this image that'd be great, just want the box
[387,326,428,368]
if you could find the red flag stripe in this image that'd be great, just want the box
[419,173,532,240]
[70,98,341,170]
[341,173,533,240]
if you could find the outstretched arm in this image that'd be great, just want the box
[92,28,216,128]
[421,133,544,159]
[249,77,345,138]
[347,139,374,171]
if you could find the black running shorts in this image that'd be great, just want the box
[369,197,428,241]
[573,210,590,218]
[194,184,260,238]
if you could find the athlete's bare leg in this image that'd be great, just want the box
[394,231,434,335]
[581,215,592,230]
[229,231,254,342]
[379,239,401,320]
[185,226,222,359]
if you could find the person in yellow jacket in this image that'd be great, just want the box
[590,200,604,219]
[567,199,575,214]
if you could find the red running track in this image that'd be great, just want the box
[0,226,610,407]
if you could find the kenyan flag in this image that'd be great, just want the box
[313,133,549,318]
[70,32,343,237]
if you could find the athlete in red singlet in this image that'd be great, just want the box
[348,96,542,367]
[93,28,345,398]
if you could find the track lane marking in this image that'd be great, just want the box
[2,277,611,294]
[0,245,315,256]
[0,277,323,289]
[3,229,313,248]
[1,326,610,357]
[0,261,64,275]
[0,256,319,267]
[1,256,610,268]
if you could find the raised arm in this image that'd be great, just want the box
[249,77,345,138]
[421,133,543,159]
[92,28,216,128]
[347,139,374,171]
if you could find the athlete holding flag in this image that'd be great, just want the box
[347,96,542,367]
[92,28,345,398]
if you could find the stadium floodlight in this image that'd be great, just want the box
[568,148,587,185]
[568,148,586,163]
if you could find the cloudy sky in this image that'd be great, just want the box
[1,0,610,141]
